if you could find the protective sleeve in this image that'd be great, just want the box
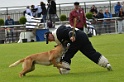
[68,30,76,38]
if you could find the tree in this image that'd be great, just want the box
[60,14,67,21]
[0,19,4,26]
[0,18,5,44]
[19,16,27,24]
[86,12,93,19]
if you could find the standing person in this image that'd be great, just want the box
[122,1,124,11]
[114,2,122,16]
[23,6,32,16]
[31,5,38,17]
[35,5,42,18]
[44,25,112,74]
[40,1,47,23]
[69,2,87,31]
[5,15,15,43]
[117,8,124,34]
[96,9,104,35]
[90,5,98,14]
[47,0,57,28]
[104,8,112,33]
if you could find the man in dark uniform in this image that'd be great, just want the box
[44,25,112,74]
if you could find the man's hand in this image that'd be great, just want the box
[70,36,75,42]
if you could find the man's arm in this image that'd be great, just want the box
[69,11,74,27]
[12,19,15,25]
[110,13,112,18]
[69,18,77,42]
[83,11,87,28]
[68,30,76,42]
[114,6,116,14]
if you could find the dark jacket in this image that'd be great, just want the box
[41,4,47,15]
[5,19,14,25]
[118,11,124,17]
[97,12,104,19]
[118,11,124,21]
[48,0,56,14]
[90,8,98,13]
[56,25,90,46]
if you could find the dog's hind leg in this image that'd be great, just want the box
[19,58,34,77]
[22,62,35,76]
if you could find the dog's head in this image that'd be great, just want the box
[55,43,70,55]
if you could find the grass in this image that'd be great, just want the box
[0,34,124,82]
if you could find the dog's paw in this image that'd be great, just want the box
[19,73,25,78]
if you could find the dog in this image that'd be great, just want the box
[9,44,70,77]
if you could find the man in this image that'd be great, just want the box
[35,5,42,18]
[90,5,98,14]
[117,8,124,34]
[5,15,14,26]
[97,9,104,19]
[103,8,112,33]
[31,5,38,17]
[96,9,104,35]
[40,2,47,23]
[5,15,15,42]
[122,1,124,11]
[114,2,122,16]
[24,6,32,16]
[47,0,57,28]
[44,24,112,74]
[69,2,87,31]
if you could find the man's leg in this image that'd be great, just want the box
[51,14,56,28]
[60,43,78,74]
[118,20,123,33]
[80,41,112,71]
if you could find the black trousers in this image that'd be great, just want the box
[61,30,101,64]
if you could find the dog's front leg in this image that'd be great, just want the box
[50,59,58,67]
[50,59,70,70]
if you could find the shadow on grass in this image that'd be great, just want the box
[24,70,112,78]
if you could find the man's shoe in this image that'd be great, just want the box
[106,64,112,71]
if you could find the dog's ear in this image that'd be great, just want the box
[44,31,52,44]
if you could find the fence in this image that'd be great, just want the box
[90,17,124,35]
[0,25,25,43]
[0,17,124,44]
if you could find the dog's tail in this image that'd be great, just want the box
[9,59,24,67]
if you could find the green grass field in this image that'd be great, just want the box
[0,34,124,82]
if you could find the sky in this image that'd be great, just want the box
[0,0,123,7]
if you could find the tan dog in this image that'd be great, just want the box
[9,44,70,77]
